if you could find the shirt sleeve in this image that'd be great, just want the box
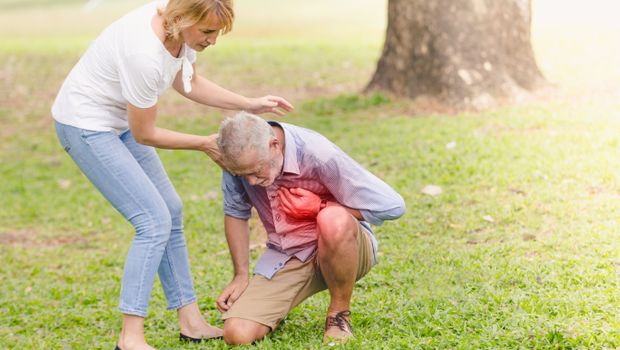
[315,145,406,226]
[118,52,161,108]
[222,170,253,220]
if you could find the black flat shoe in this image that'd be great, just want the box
[180,333,223,343]
[114,346,122,350]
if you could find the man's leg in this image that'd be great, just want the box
[317,206,360,315]
[316,206,375,342]
[221,258,317,345]
[223,318,270,345]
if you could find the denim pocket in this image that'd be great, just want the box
[79,128,112,145]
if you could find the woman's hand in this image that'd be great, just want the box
[201,134,225,168]
[246,95,294,116]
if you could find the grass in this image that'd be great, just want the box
[2,0,620,349]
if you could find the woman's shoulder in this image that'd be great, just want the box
[104,1,161,52]
[117,1,162,26]
[114,5,166,60]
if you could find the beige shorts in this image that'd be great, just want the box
[222,221,376,330]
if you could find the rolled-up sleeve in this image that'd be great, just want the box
[316,151,406,226]
[222,170,252,220]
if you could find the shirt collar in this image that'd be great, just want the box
[268,121,300,176]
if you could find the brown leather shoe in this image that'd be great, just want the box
[323,310,353,344]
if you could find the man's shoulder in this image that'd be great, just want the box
[280,122,325,139]
[280,123,338,159]
[222,170,247,188]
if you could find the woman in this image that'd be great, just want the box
[51,1,293,349]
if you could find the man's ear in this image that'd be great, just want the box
[220,159,236,173]
[269,136,279,150]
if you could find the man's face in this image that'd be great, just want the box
[228,147,283,187]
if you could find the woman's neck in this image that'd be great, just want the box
[163,35,183,57]
[152,12,183,57]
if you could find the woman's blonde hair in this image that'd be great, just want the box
[158,0,234,41]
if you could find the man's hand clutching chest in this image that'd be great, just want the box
[277,187,325,220]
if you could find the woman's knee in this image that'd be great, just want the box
[165,192,184,227]
[131,206,173,243]
[223,318,269,345]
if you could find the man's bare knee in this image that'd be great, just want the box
[317,207,358,244]
[223,318,270,345]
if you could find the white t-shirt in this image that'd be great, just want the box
[51,1,196,133]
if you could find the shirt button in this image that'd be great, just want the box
[275,214,281,221]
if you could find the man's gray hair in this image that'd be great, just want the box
[217,111,275,166]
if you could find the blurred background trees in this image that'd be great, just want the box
[367,0,546,109]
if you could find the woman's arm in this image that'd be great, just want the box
[172,66,294,115]
[127,103,222,163]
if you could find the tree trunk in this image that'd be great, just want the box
[366,0,546,110]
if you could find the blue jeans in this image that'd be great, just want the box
[55,121,197,317]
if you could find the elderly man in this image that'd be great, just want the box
[214,112,405,345]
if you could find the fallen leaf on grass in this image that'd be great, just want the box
[421,185,442,196]
[588,186,604,195]
[522,233,537,241]
[203,191,219,200]
[57,179,71,189]
[533,170,548,181]
[482,215,494,223]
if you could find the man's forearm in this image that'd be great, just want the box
[324,201,363,220]
[224,215,250,277]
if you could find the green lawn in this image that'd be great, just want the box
[1,1,620,349]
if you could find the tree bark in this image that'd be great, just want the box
[366,0,546,110]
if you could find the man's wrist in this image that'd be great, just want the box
[233,271,249,279]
